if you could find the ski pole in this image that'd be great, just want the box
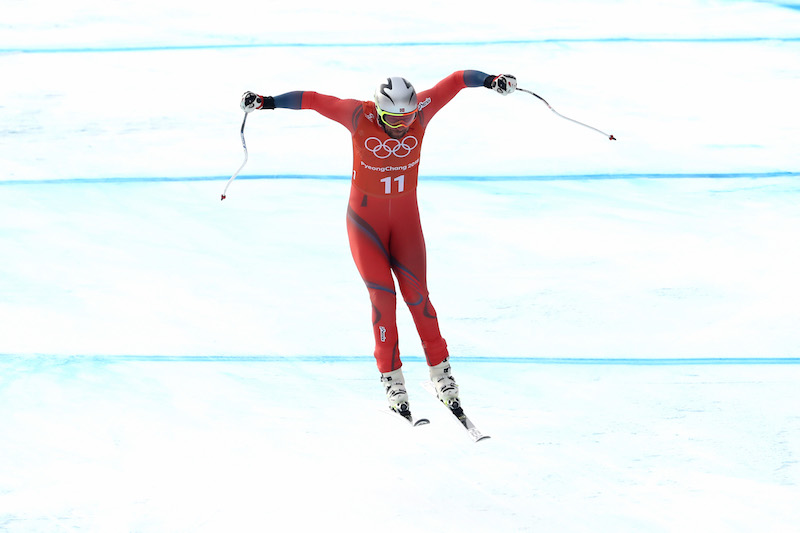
[517,87,616,141]
[221,112,249,200]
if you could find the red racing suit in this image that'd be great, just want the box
[274,70,489,372]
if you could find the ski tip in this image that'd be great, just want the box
[414,418,431,426]
[468,428,491,442]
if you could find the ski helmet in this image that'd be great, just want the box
[375,77,419,128]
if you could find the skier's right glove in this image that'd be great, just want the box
[484,74,517,95]
[240,91,276,112]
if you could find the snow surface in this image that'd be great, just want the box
[1,0,800,531]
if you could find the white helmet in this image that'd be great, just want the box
[374,77,418,115]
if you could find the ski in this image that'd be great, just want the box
[422,382,490,442]
[445,403,490,442]
[385,408,430,427]
[400,410,431,427]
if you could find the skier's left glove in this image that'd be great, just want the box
[484,74,517,95]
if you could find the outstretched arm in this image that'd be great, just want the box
[239,91,305,111]
[240,90,362,132]
[417,70,517,124]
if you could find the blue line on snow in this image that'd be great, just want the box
[3,355,800,365]
[2,172,798,186]
[3,37,800,54]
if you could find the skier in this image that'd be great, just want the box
[241,71,516,417]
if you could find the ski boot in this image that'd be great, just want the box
[380,368,410,414]
[429,358,460,409]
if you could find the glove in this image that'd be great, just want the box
[484,74,517,95]
[240,91,275,112]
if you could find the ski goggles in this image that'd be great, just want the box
[377,106,417,129]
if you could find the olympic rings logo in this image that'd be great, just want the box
[364,136,419,159]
